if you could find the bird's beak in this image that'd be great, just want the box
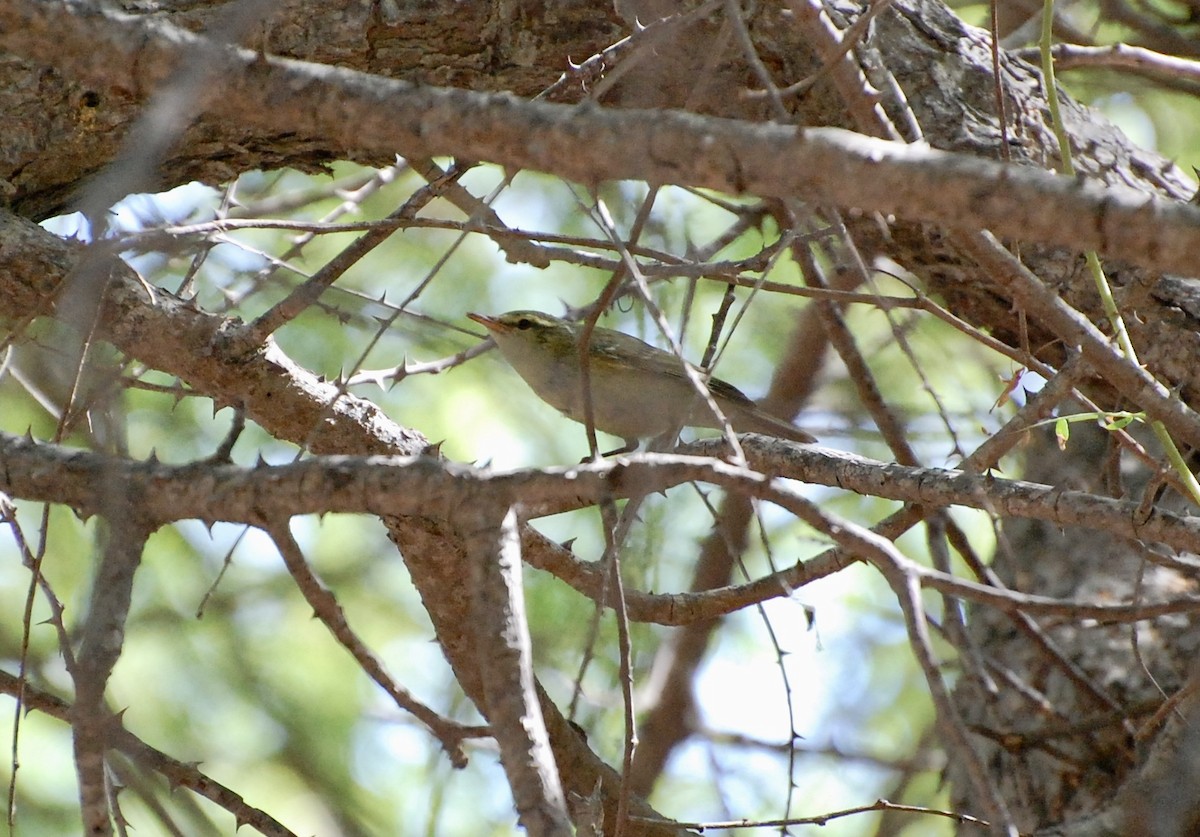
[467,312,503,332]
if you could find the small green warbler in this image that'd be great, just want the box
[467,310,816,453]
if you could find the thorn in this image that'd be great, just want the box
[391,355,411,385]
[560,538,577,553]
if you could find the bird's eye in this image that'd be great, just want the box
[517,318,533,330]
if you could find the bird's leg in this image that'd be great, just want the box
[577,437,640,463]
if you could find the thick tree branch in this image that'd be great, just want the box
[460,504,573,837]
[3,2,1200,279]
[5,432,1198,558]
[5,431,1200,629]
[0,208,427,456]
[71,513,150,837]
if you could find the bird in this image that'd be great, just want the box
[467,310,816,454]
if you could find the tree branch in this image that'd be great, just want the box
[3,2,1200,278]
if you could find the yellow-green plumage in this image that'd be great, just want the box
[468,310,815,452]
